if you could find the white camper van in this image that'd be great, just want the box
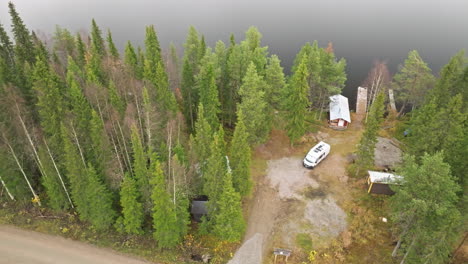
[303,141,330,169]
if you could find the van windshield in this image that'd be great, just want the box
[305,157,314,163]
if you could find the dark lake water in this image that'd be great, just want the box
[2,0,467,108]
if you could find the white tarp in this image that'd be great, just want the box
[329,94,351,123]
[368,171,404,184]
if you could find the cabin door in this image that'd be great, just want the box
[338,119,344,126]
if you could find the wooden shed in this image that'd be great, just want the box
[367,171,403,195]
[329,95,351,130]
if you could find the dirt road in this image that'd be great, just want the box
[0,225,150,264]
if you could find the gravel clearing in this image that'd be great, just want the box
[266,157,319,200]
[227,233,263,264]
[304,197,347,237]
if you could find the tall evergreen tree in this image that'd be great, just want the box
[229,109,252,197]
[192,104,213,185]
[8,2,35,65]
[390,153,461,264]
[75,34,86,68]
[130,127,151,212]
[90,19,105,58]
[124,41,140,78]
[238,62,270,144]
[143,25,163,74]
[38,146,69,211]
[197,55,220,129]
[106,29,119,59]
[150,153,180,249]
[212,171,246,242]
[203,126,227,204]
[119,172,144,235]
[181,26,201,130]
[85,163,116,230]
[393,50,435,112]
[285,55,310,144]
[265,55,287,110]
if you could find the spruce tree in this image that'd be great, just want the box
[212,171,246,242]
[265,55,287,110]
[38,146,69,211]
[203,126,227,204]
[229,109,252,197]
[238,62,270,144]
[285,55,310,144]
[354,91,385,176]
[124,41,140,78]
[181,26,201,130]
[85,163,116,230]
[108,80,125,117]
[193,104,213,176]
[106,29,119,59]
[131,127,151,212]
[150,153,180,249]
[144,25,163,73]
[197,55,220,129]
[75,34,86,68]
[120,172,144,235]
[390,153,461,264]
[33,56,64,152]
[8,2,35,65]
[90,19,105,58]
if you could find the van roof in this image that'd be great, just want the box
[307,141,330,158]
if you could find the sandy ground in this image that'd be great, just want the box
[374,137,402,168]
[0,225,151,264]
[231,124,364,264]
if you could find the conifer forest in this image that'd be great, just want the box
[0,2,466,264]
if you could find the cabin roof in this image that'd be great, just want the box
[368,171,403,184]
[191,200,208,215]
[329,94,351,123]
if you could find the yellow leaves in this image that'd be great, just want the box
[308,250,317,262]
[31,195,40,204]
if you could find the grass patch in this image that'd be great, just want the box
[296,233,314,252]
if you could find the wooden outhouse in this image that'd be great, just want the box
[329,94,351,130]
[367,171,403,195]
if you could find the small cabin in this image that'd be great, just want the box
[367,171,403,195]
[190,196,208,222]
[329,95,351,130]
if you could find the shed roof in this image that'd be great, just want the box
[329,95,351,123]
[191,200,208,215]
[368,171,403,184]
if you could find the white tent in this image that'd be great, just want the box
[329,95,351,128]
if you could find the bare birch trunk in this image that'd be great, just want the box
[5,139,41,206]
[43,139,74,208]
[0,175,15,201]
[71,125,87,168]
[116,120,134,177]
[400,237,416,264]
[109,133,125,177]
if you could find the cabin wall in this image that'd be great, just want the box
[368,182,395,195]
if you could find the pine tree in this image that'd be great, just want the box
[393,50,435,111]
[390,153,461,264]
[106,29,119,59]
[152,61,177,113]
[212,171,246,242]
[90,19,105,58]
[150,153,180,249]
[265,55,287,110]
[229,109,252,197]
[238,62,270,144]
[124,41,140,78]
[285,55,309,144]
[8,2,35,65]
[354,91,385,176]
[120,172,144,235]
[197,55,220,129]
[85,163,116,230]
